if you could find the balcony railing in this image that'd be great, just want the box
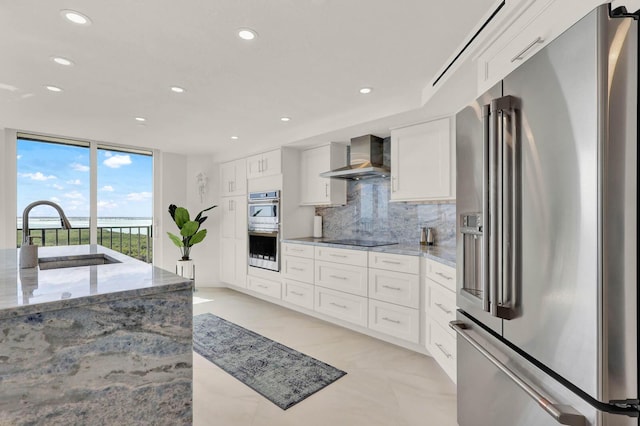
[17,226,153,263]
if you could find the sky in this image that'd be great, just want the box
[17,138,153,218]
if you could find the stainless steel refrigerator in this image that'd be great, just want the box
[453,4,638,426]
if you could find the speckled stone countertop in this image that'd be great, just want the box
[0,244,192,320]
[281,237,456,267]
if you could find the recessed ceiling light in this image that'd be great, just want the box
[359,87,373,94]
[51,56,74,66]
[231,136,239,140]
[170,86,185,93]
[45,85,63,92]
[238,28,258,40]
[135,117,146,122]
[60,9,92,26]
[280,117,291,122]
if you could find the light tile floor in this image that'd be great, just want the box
[193,288,458,426]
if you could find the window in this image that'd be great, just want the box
[16,134,153,262]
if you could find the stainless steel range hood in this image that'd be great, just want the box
[320,134,389,180]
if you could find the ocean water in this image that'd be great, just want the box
[17,217,152,230]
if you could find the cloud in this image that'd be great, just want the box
[104,152,112,157]
[66,179,82,185]
[17,155,22,160]
[52,183,64,190]
[126,192,152,201]
[103,154,132,168]
[101,185,114,192]
[19,172,57,181]
[71,163,90,172]
[98,200,118,209]
[50,197,61,202]
[64,191,84,199]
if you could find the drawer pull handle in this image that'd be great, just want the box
[382,317,401,324]
[435,271,453,280]
[510,37,543,62]
[329,275,348,280]
[290,267,304,271]
[290,248,303,252]
[290,291,304,296]
[435,343,452,359]
[330,302,348,309]
[435,302,453,315]
[382,284,402,291]
[257,284,268,289]
[381,260,402,265]
[329,253,348,258]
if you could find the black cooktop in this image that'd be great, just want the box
[322,239,398,247]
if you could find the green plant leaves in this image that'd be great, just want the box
[174,207,190,228]
[189,229,207,245]
[180,220,199,237]
[167,232,184,248]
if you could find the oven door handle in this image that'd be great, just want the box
[248,230,279,237]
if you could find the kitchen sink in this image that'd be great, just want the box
[38,253,121,270]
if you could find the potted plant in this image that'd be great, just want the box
[167,203,216,279]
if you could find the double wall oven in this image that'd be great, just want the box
[247,190,280,272]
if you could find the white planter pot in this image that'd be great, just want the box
[176,259,195,280]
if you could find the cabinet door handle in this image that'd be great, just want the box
[290,267,304,272]
[228,181,232,193]
[257,284,268,289]
[435,343,452,359]
[435,271,453,280]
[391,176,398,192]
[330,302,348,309]
[510,37,543,62]
[329,253,347,258]
[290,291,304,296]
[435,302,453,315]
[290,248,303,252]
[381,260,402,265]
[382,317,401,324]
[381,284,402,291]
[329,274,347,280]
[325,183,329,197]
[261,158,266,173]
[231,181,235,192]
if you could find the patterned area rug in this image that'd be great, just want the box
[193,313,346,410]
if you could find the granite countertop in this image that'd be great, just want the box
[281,237,456,267]
[0,244,192,320]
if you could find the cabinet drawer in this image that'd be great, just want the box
[427,318,457,383]
[282,256,314,283]
[368,299,420,344]
[247,276,281,299]
[315,261,367,297]
[368,269,419,309]
[425,259,456,292]
[427,281,456,334]
[368,252,419,274]
[314,287,367,327]
[315,246,368,267]
[282,279,314,310]
[282,243,314,259]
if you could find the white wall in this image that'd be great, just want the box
[0,129,17,249]
[153,151,187,274]
[185,154,220,287]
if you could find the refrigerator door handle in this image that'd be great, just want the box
[490,95,520,320]
[482,104,491,313]
[450,320,586,426]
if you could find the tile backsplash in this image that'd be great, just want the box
[315,177,456,248]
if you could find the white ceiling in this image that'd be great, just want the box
[0,0,496,160]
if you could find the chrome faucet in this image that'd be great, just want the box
[20,201,72,268]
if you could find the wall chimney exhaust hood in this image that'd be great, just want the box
[320,134,389,180]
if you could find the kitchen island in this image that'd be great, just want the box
[0,245,193,425]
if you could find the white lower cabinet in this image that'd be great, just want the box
[315,261,367,297]
[247,276,281,299]
[282,255,314,283]
[314,286,368,327]
[424,258,457,383]
[282,279,314,310]
[368,268,419,309]
[368,299,420,344]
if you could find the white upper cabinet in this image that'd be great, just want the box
[390,118,455,202]
[220,196,247,240]
[300,143,347,206]
[247,149,281,179]
[220,158,247,196]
